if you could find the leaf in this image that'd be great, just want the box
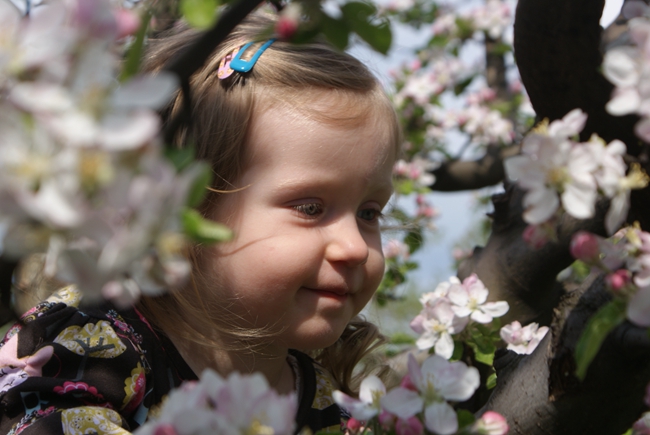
[320,13,350,50]
[390,332,416,345]
[456,409,475,429]
[341,2,392,54]
[180,0,219,29]
[185,162,213,207]
[575,299,626,381]
[486,372,497,389]
[165,147,196,172]
[404,227,423,254]
[453,75,475,96]
[450,339,464,361]
[119,10,151,82]
[182,208,232,244]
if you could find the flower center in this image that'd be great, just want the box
[546,166,569,190]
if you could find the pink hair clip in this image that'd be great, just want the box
[217,47,240,79]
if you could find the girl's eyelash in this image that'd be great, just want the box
[293,203,323,217]
[357,208,384,222]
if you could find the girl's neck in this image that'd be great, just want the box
[166,330,296,395]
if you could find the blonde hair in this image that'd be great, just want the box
[137,10,401,395]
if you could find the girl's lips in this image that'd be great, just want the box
[304,287,349,301]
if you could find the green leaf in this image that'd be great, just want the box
[341,2,392,54]
[180,0,219,29]
[620,429,633,435]
[185,162,213,208]
[457,409,476,429]
[575,299,626,380]
[486,372,497,389]
[390,332,416,345]
[453,75,474,96]
[450,339,464,361]
[165,147,196,172]
[320,14,350,50]
[119,10,151,82]
[182,208,232,244]
[404,227,423,254]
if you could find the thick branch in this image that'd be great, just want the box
[429,144,519,192]
[484,274,650,434]
[514,0,639,148]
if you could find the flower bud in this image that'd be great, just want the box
[570,231,600,262]
[473,411,509,435]
[523,224,549,249]
[399,374,418,391]
[605,269,631,293]
[275,3,301,40]
[378,410,396,428]
[115,9,141,39]
[347,417,363,433]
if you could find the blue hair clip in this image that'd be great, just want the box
[229,39,276,73]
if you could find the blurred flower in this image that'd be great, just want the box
[135,370,296,435]
[333,375,386,421]
[383,239,410,260]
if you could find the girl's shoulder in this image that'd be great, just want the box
[290,350,349,434]
[0,286,197,435]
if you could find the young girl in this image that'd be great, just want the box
[0,10,401,435]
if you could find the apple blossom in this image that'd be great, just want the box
[500,321,549,355]
[381,354,480,435]
[135,370,297,435]
[333,375,387,421]
[447,274,509,323]
[410,298,468,358]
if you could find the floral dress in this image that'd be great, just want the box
[0,287,345,434]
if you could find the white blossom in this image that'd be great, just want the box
[499,321,549,354]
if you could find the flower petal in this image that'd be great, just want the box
[424,402,458,435]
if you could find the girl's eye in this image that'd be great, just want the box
[357,208,382,222]
[293,203,323,217]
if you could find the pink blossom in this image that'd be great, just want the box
[500,321,549,354]
[275,3,301,40]
[447,274,509,324]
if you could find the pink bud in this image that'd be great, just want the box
[474,411,509,435]
[605,269,631,293]
[570,231,600,262]
[379,410,396,428]
[115,9,141,39]
[395,416,424,435]
[523,224,549,250]
[399,374,418,391]
[347,418,363,433]
[154,424,179,435]
[275,17,298,39]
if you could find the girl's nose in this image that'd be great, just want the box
[325,216,370,267]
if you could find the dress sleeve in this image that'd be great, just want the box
[0,292,151,435]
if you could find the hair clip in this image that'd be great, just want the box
[229,39,276,73]
[217,47,240,79]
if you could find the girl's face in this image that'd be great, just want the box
[199,96,396,351]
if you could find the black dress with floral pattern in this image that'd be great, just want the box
[0,287,345,434]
